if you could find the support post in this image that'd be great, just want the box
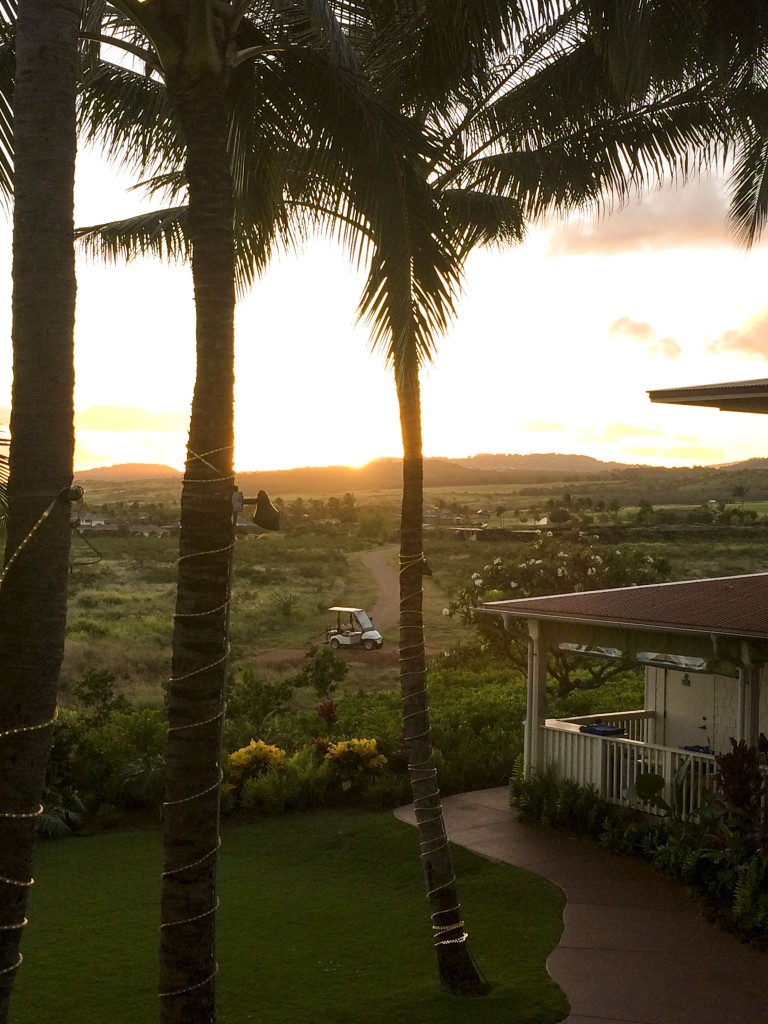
[525,619,548,779]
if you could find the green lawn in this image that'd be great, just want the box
[14,812,568,1024]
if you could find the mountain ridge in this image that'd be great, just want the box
[70,453,668,496]
[73,452,628,487]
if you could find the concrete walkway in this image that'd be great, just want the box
[394,788,767,1024]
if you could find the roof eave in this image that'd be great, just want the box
[477,606,768,667]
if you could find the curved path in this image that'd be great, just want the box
[395,788,766,1024]
[360,546,400,631]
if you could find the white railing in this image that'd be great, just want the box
[557,709,656,744]
[541,717,717,818]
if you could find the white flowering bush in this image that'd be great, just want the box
[446,531,671,696]
[448,531,671,624]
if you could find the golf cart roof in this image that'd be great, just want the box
[328,606,365,614]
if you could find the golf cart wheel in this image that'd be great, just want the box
[363,639,375,651]
[330,637,341,650]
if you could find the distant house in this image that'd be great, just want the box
[77,512,107,528]
[481,574,768,816]
[76,513,119,533]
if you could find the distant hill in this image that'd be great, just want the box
[713,457,768,470]
[237,454,632,494]
[447,452,628,473]
[70,453,768,505]
[74,463,182,481]
[73,453,630,497]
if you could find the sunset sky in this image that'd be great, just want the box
[2,151,768,473]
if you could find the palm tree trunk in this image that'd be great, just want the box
[396,369,489,996]
[0,3,80,1020]
[158,69,236,1024]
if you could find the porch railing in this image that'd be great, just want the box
[541,715,717,817]
[557,709,656,744]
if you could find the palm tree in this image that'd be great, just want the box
[0,0,81,1019]
[75,1,748,1008]
[76,5,474,1017]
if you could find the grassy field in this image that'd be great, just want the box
[14,812,568,1024]
[57,521,768,707]
[61,532,458,704]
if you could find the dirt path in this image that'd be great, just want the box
[361,545,400,631]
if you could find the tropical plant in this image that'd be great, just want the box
[226,738,286,793]
[324,736,387,791]
[0,2,81,1018]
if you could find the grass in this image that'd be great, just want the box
[15,812,568,1024]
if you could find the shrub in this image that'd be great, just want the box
[513,767,768,947]
[289,644,348,699]
[43,706,168,830]
[239,749,334,814]
[270,591,299,620]
[226,739,286,796]
[71,668,132,723]
[224,670,295,743]
[324,738,387,792]
[121,754,167,808]
[511,767,619,837]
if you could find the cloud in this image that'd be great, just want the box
[523,420,566,432]
[657,336,683,358]
[609,317,654,341]
[547,177,733,256]
[587,422,669,442]
[709,310,768,358]
[608,317,682,358]
[75,405,189,432]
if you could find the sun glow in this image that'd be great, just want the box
[3,158,768,474]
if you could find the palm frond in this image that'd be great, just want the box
[728,93,768,247]
[270,43,461,371]
[79,0,111,72]
[439,188,526,254]
[75,206,190,265]
[365,0,568,112]
[78,59,184,180]
[436,25,730,223]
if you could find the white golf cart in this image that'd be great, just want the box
[326,607,383,651]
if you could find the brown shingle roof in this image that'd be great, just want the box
[483,573,768,639]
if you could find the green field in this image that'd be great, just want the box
[60,533,446,704]
[14,812,568,1024]
[53,515,768,708]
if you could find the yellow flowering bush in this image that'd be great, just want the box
[226,738,286,793]
[324,738,387,791]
